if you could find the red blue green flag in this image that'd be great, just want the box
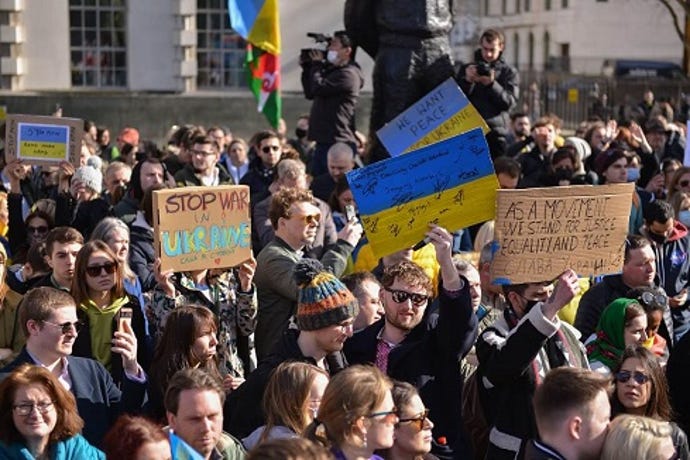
[228,0,281,128]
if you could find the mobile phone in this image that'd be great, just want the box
[345,204,357,222]
[118,307,132,332]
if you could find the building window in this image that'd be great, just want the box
[543,31,550,69]
[528,32,534,70]
[502,0,507,14]
[516,0,521,13]
[513,33,520,69]
[485,0,490,15]
[562,0,568,7]
[545,0,551,10]
[525,0,531,12]
[69,0,127,88]
[198,0,247,88]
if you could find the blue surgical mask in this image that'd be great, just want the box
[678,210,690,227]
[627,167,640,183]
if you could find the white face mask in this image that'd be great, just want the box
[326,50,339,64]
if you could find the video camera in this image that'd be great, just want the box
[300,32,332,64]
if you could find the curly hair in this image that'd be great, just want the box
[268,188,316,230]
[381,260,433,296]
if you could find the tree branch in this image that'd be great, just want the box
[658,0,686,44]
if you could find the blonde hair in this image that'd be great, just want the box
[601,415,673,460]
[304,365,392,448]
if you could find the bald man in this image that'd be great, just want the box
[310,142,355,202]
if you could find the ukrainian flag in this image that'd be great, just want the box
[347,128,498,260]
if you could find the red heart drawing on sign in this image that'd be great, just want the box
[214,258,221,265]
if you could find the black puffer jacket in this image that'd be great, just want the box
[458,50,519,136]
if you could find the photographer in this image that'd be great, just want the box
[458,29,519,159]
[300,30,363,177]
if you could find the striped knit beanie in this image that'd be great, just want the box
[294,258,359,331]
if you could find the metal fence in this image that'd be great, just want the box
[516,71,690,130]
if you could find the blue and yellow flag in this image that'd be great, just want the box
[170,431,205,460]
[377,78,489,157]
[347,128,498,260]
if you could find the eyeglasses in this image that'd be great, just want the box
[384,287,430,307]
[13,401,54,416]
[637,291,669,309]
[368,408,398,423]
[615,370,650,385]
[28,225,49,235]
[43,320,83,334]
[191,149,215,157]
[293,213,321,226]
[397,409,430,431]
[85,262,117,277]
[261,145,281,153]
[680,180,690,188]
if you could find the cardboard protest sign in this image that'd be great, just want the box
[376,78,489,157]
[491,183,634,285]
[5,114,82,166]
[153,185,252,272]
[347,128,498,260]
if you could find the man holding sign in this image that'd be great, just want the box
[253,188,362,360]
[476,270,588,460]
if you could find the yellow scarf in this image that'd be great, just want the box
[79,296,130,370]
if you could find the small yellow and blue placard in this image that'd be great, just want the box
[347,128,498,260]
[376,77,489,157]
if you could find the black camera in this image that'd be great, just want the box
[300,32,332,64]
[476,61,492,77]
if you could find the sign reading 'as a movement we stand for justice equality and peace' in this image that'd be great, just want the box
[4,114,83,166]
[376,77,489,157]
[347,128,499,260]
[153,185,252,272]
[491,183,634,285]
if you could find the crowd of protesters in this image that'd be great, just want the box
[0,22,689,460]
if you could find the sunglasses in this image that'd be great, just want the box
[637,291,669,309]
[397,409,430,431]
[384,287,430,307]
[28,225,49,234]
[680,180,690,188]
[43,320,83,334]
[368,408,398,423]
[615,370,650,385]
[262,145,281,153]
[85,262,117,277]
[293,213,320,225]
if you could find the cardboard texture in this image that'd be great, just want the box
[347,128,498,260]
[491,183,634,285]
[153,185,252,272]
[5,114,83,166]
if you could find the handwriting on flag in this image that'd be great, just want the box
[347,128,498,259]
[376,78,489,157]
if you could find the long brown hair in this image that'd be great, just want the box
[0,364,84,445]
[149,305,220,403]
[71,240,125,306]
[261,361,328,444]
[612,346,673,421]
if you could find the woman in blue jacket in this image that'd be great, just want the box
[0,364,104,459]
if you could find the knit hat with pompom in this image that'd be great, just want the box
[294,258,359,331]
